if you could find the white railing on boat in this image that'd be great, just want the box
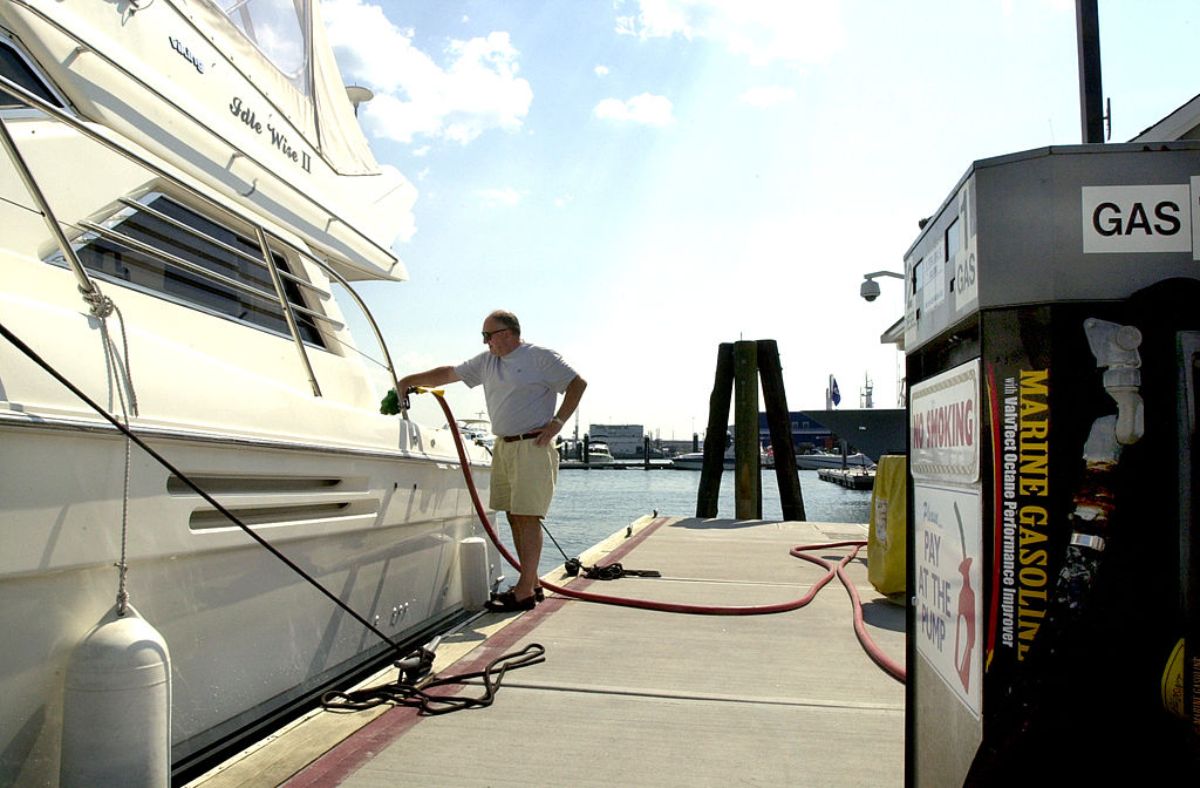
[0,71,402,401]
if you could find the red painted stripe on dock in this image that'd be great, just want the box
[284,517,671,786]
[284,598,564,786]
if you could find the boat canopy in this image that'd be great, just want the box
[200,0,378,178]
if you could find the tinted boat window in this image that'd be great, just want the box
[0,36,62,109]
[58,194,324,346]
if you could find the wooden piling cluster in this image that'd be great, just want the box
[695,340,806,521]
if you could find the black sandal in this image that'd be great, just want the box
[492,587,545,603]
[485,592,537,612]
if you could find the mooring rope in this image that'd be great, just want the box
[83,285,139,616]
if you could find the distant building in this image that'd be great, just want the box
[588,424,643,457]
[755,412,834,453]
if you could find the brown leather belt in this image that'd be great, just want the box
[502,432,541,443]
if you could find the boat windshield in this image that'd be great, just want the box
[0,34,63,111]
[219,0,310,95]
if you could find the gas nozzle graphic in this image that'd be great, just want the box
[1083,318,1144,446]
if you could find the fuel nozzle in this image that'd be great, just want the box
[1083,318,1144,446]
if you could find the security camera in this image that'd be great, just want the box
[860,279,881,302]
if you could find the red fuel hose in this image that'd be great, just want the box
[431,391,905,683]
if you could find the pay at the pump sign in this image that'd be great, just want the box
[914,485,982,718]
[917,529,954,648]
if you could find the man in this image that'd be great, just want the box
[397,310,586,612]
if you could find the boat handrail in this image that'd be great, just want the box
[288,233,402,398]
[0,72,402,403]
[73,219,282,306]
[255,225,322,396]
[111,195,323,301]
[111,194,336,307]
[7,0,400,271]
[0,90,99,300]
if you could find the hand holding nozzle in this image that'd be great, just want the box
[379,384,445,415]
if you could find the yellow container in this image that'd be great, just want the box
[868,455,908,598]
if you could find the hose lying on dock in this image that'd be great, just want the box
[4,312,903,686]
[429,389,906,684]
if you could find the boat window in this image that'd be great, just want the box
[49,193,326,347]
[220,0,310,95]
[0,33,65,112]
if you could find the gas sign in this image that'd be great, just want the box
[1081,184,1192,254]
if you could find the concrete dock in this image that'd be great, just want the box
[190,515,906,787]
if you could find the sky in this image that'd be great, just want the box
[320,0,1200,441]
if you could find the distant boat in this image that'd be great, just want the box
[587,440,616,465]
[671,447,772,470]
[458,418,495,451]
[794,450,876,471]
[799,408,906,465]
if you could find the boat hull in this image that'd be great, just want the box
[0,420,494,783]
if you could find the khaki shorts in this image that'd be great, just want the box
[490,437,559,517]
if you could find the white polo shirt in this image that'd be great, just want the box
[455,343,578,436]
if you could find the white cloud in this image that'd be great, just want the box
[615,0,845,66]
[739,85,796,108]
[322,0,532,145]
[477,187,523,208]
[594,93,674,126]
[615,0,695,39]
[594,64,610,77]
[554,194,574,208]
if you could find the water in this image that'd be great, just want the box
[491,468,874,576]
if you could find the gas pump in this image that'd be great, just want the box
[904,142,1200,784]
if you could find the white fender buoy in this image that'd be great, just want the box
[460,537,490,611]
[60,604,171,787]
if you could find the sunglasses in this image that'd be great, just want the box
[481,327,511,341]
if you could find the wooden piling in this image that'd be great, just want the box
[733,340,761,520]
[696,339,805,520]
[696,343,733,518]
[757,339,806,521]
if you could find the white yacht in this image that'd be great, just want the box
[0,0,495,783]
[671,446,772,470]
[794,449,876,471]
[587,440,616,465]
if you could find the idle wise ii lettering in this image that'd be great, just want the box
[228,97,312,173]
